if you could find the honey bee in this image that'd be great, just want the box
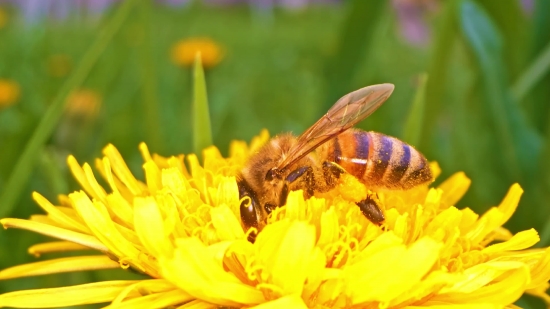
[237,84,432,238]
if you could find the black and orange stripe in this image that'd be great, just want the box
[317,129,432,189]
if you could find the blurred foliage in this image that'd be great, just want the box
[0,0,549,308]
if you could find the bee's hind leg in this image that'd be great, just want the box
[356,195,385,225]
[322,161,385,225]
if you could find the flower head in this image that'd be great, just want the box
[1,130,550,308]
[171,37,224,68]
[0,79,20,109]
[0,7,7,29]
[65,88,101,120]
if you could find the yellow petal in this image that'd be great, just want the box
[524,247,550,289]
[28,241,91,257]
[0,281,140,308]
[97,157,134,202]
[66,155,101,201]
[249,294,308,309]
[345,236,442,304]
[0,218,107,252]
[104,192,135,228]
[105,289,192,309]
[317,206,339,248]
[82,162,108,202]
[430,161,442,179]
[496,183,523,226]
[263,221,318,296]
[0,256,119,280]
[69,192,137,257]
[143,160,162,194]
[283,191,309,222]
[103,144,145,196]
[254,219,319,296]
[134,196,173,258]
[437,261,530,305]
[389,270,461,307]
[210,204,244,241]
[111,279,176,303]
[438,172,471,207]
[68,192,158,276]
[216,176,240,215]
[483,229,539,254]
[138,142,153,161]
[248,128,270,153]
[31,192,89,233]
[407,302,501,308]
[161,237,265,306]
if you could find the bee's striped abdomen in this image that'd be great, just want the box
[322,129,370,179]
[319,129,432,190]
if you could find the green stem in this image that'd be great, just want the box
[0,0,136,218]
[137,0,162,151]
[402,73,428,146]
[511,40,550,101]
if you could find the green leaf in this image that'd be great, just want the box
[402,74,428,147]
[526,0,550,134]
[137,0,162,151]
[475,0,528,78]
[324,0,386,107]
[419,0,460,154]
[192,53,213,156]
[511,41,550,102]
[459,0,542,182]
[38,148,68,195]
[0,0,136,218]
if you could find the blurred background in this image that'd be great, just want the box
[0,0,549,307]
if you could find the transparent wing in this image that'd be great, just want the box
[276,83,395,171]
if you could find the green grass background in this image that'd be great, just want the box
[1,0,550,308]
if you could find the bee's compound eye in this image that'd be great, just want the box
[238,179,262,242]
[240,195,259,230]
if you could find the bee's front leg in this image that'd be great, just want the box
[285,166,315,199]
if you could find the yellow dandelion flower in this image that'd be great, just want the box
[65,89,101,120]
[0,7,7,29]
[171,37,224,68]
[0,79,20,109]
[1,129,550,308]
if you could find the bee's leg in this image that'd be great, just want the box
[322,161,384,225]
[322,161,346,187]
[284,166,315,201]
[356,195,385,225]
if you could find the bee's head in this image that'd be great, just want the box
[237,134,296,241]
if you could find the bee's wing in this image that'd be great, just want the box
[276,83,395,171]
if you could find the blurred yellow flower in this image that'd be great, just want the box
[171,37,223,68]
[0,7,7,29]
[0,79,20,109]
[65,89,101,120]
[1,130,550,308]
